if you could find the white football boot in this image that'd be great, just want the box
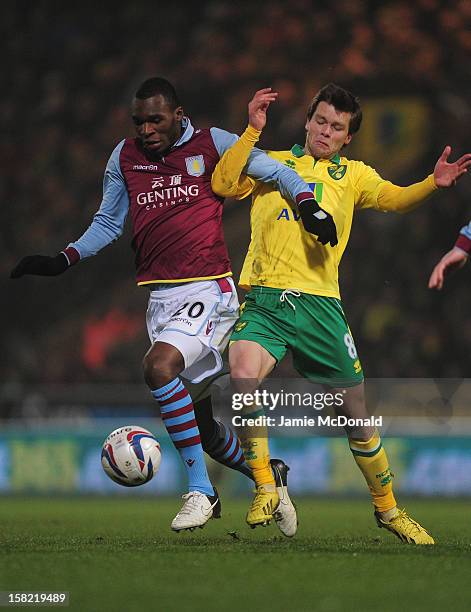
[270,459,298,537]
[171,488,221,532]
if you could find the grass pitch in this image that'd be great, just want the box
[1,497,470,612]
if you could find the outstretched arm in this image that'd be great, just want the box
[10,142,129,279]
[428,248,468,290]
[428,222,471,290]
[376,175,437,213]
[375,146,471,213]
[211,88,278,199]
[211,89,313,203]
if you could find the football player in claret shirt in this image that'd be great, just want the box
[212,83,471,543]
[428,220,471,290]
[11,78,336,533]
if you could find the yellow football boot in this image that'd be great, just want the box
[246,486,279,527]
[375,508,435,545]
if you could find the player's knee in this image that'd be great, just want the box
[142,352,179,389]
[230,360,250,379]
[230,342,275,382]
[230,360,260,383]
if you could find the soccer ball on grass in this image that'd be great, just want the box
[101,425,161,486]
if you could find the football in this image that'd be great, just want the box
[101,425,161,486]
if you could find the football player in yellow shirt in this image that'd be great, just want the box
[212,84,471,544]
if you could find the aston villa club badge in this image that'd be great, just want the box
[185,155,205,177]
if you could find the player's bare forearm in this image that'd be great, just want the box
[428,247,468,290]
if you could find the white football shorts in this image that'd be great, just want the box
[146,277,239,383]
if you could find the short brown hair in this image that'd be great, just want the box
[307,83,362,135]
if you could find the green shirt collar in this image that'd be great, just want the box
[291,144,305,158]
[330,152,341,165]
[290,144,341,165]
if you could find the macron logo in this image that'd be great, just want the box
[133,164,159,170]
[186,459,195,467]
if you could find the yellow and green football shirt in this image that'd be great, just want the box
[212,126,437,299]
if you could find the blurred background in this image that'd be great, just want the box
[1,1,470,497]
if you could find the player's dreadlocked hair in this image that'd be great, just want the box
[307,83,362,135]
[135,77,180,109]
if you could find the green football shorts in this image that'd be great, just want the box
[231,286,364,387]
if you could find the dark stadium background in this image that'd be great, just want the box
[1,5,471,610]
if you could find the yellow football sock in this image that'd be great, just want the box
[239,406,274,487]
[349,430,396,513]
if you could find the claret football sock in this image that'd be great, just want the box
[152,377,214,496]
[192,396,253,479]
[203,420,253,479]
[349,430,397,513]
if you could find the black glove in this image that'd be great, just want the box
[298,198,338,247]
[10,253,69,278]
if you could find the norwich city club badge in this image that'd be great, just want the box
[185,155,205,177]
[328,164,347,180]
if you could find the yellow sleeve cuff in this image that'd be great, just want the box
[243,125,262,143]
